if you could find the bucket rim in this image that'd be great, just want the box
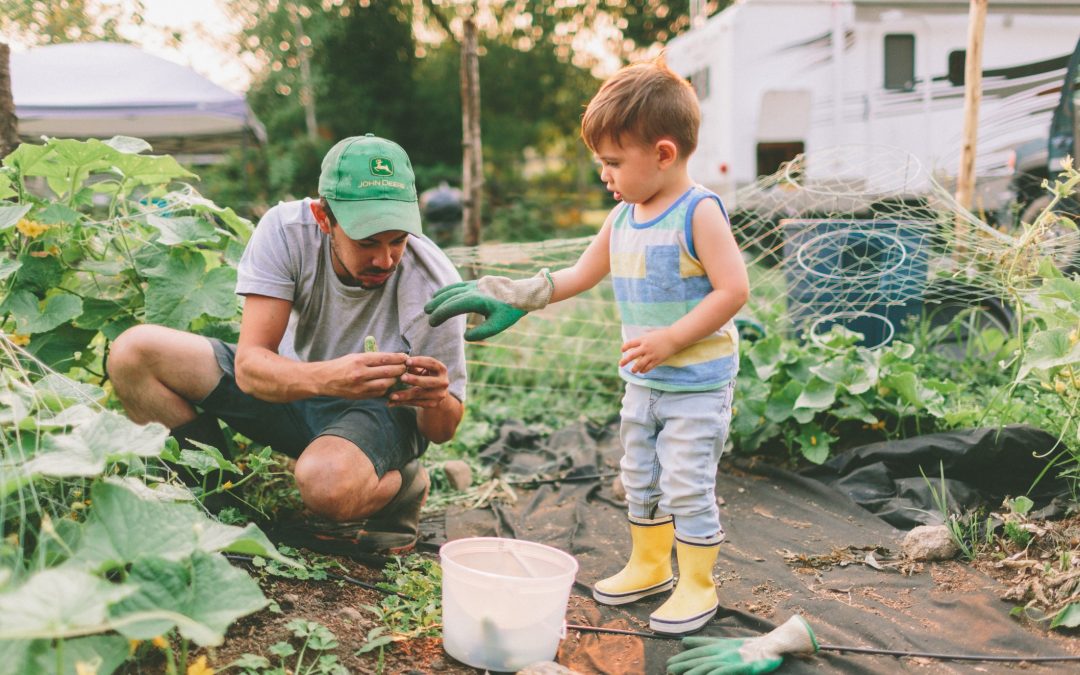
[439,536,579,582]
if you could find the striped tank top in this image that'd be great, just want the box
[609,185,738,391]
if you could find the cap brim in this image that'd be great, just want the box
[327,198,423,240]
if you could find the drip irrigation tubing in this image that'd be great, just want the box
[225,555,1080,664]
[564,624,1080,663]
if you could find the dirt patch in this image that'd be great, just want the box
[192,552,481,675]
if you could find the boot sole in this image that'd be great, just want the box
[648,604,718,635]
[592,577,674,606]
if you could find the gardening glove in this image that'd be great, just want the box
[424,269,554,341]
[666,615,818,675]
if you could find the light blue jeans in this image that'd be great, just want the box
[618,380,735,544]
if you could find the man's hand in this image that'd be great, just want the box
[387,355,450,409]
[320,352,408,399]
[424,270,554,341]
[620,328,679,374]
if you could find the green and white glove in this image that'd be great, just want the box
[666,615,818,675]
[424,269,554,341]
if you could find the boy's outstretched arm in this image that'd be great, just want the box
[425,216,613,341]
[620,199,749,374]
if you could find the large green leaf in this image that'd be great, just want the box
[1017,328,1080,380]
[25,411,168,478]
[0,640,42,675]
[0,203,32,232]
[2,143,54,175]
[794,376,837,411]
[144,251,238,328]
[0,256,21,282]
[11,254,64,295]
[0,569,134,639]
[747,334,784,380]
[112,552,267,646]
[26,324,98,370]
[147,214,217,246]
[33,374,105,411]
[109,152,197,186]
[765,380,802,424]
[795,423,834,465]
[72,481,292,571]
[0,291,83,335]
[0,171,15,199]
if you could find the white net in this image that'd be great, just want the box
[443,145,1078,420]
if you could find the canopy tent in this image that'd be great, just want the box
[10,42,265,162]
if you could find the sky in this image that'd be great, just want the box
[0,0,252,94]
[127,0,251,93]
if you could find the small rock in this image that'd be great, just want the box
[443,460,473,491]
[901,525,960,561]
[339,606,363,622]
[428,660,446,671]
[518,662,582,675]
[611,476,627,502]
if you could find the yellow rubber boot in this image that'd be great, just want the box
[649,538,721,634]
[592,516,675,605]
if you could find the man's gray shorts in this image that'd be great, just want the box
[197,339,427,477]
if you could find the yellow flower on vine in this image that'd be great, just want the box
[187,655,214,675]
[15,219,50,238]
[6,333,31,346]
[151,635,169,650]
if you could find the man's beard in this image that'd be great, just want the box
[329,236,397,289]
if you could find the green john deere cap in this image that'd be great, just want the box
[318,134,422,240]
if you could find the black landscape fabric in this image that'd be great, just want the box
[422,421,1078,674]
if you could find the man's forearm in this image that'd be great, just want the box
[416,394,464,444]
[235,346,323,402]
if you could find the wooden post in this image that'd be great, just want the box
[292,12,318,142]
[461,15,483,248]
[0,43,18,159]
[955,0,987,214]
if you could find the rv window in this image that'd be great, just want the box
[688,67,710,101]
[884,34,916,91]
[948,50,966,87]
[757,141,804,178]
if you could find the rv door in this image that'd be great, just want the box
[757,90,811,178]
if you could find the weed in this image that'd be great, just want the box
[228,620,347,675]
[251,545,348,582]
[920,461,994,561]
[358,555,441,649]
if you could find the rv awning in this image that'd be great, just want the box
[757,90,812,142]
[11,42,266,159]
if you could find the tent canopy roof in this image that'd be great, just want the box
[11,42,265,155]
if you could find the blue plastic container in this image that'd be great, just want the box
[782,219,929,348]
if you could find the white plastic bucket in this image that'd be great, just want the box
[440,537,579,671]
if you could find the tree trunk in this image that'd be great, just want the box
[0,43,19,159]
[460,16,483,248]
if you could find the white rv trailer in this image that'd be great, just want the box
[665,0,1080,212]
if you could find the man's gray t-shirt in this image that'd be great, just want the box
[235,198,467,402]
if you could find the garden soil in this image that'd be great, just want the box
[425,420,1080,674]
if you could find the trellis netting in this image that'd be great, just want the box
[443,145,1078,420]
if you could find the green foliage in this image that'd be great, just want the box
[0,0,145,46]
[362,555,441,641]
[230,620,348,675]
[732,318,1021,464]
[0,137,286,674]
[0,137,251,371]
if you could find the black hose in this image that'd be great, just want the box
[564,624,1080,663]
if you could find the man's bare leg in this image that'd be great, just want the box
[107,324,223,427]
[294,436,403,521]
